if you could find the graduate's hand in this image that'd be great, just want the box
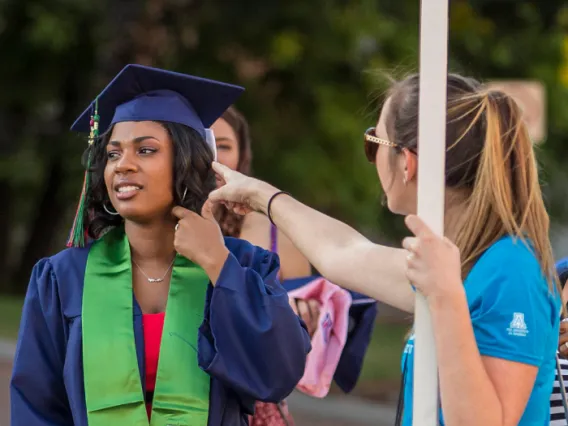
[402,215,464,305]
[172,200,229,285]
[209,162,277,216]
[289,298,321,337]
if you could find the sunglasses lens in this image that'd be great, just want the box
[365,139,378,163]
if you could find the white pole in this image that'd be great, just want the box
[413,0,449,425]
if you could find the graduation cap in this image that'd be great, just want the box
[67,64,244,247]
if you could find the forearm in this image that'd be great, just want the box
[430,289,502,426]
[252,187,414,312]
[252,186,361,252]
[267,194,363,269]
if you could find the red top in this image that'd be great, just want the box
[143,312,165,419]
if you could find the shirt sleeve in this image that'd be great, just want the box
[197,240,311,404]
[10,259,73,425]
[470,243,559,366]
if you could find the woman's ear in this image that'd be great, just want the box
[403,148,418,183]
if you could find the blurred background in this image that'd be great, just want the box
[1,0,568,424]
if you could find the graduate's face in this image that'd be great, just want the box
[104,121,175,223]
[374,98,418,215]
[211,118,240,176]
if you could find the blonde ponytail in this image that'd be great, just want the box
[455,90,557,290]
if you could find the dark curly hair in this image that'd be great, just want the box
[83,121,216,240]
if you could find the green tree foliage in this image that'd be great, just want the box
[0,0,567,292]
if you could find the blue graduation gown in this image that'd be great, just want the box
[282,276,378,393]
[10,237,311,426]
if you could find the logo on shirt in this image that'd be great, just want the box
[321,313,333,344]
[403,333,415,355]
[507,312,529,337]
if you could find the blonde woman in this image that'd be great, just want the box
[210,73,562,426]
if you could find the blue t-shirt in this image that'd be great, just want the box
[401,236,561,426]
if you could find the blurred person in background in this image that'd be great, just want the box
[212,107,313,281]
[10,64,311,426]
[550,258,568,425]
[210,73,562,426]
[211,107,378,426]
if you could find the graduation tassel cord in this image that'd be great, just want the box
[66,169,90,247]
[67,98,99,248]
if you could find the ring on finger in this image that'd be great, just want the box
[175,223,180,231]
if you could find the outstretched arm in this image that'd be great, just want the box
[210,162,414,313]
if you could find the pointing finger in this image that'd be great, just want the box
[212,162,233,180]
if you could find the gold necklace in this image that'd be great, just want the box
[132,257,175,283]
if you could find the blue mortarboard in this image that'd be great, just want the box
[71,64,244,139]
[67,64,244,248]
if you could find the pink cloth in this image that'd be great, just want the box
[288,278,352,398]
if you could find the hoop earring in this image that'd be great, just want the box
[182,187,188,202]
[103,202,120,216]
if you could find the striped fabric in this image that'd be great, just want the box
[551,355,568,425]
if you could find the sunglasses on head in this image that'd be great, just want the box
[363,127,417,163]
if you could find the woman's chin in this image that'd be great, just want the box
[118,207,174,225]
[118,209,155,224]
[386,199,409,217]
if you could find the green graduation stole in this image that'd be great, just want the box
[82,227,211,426]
